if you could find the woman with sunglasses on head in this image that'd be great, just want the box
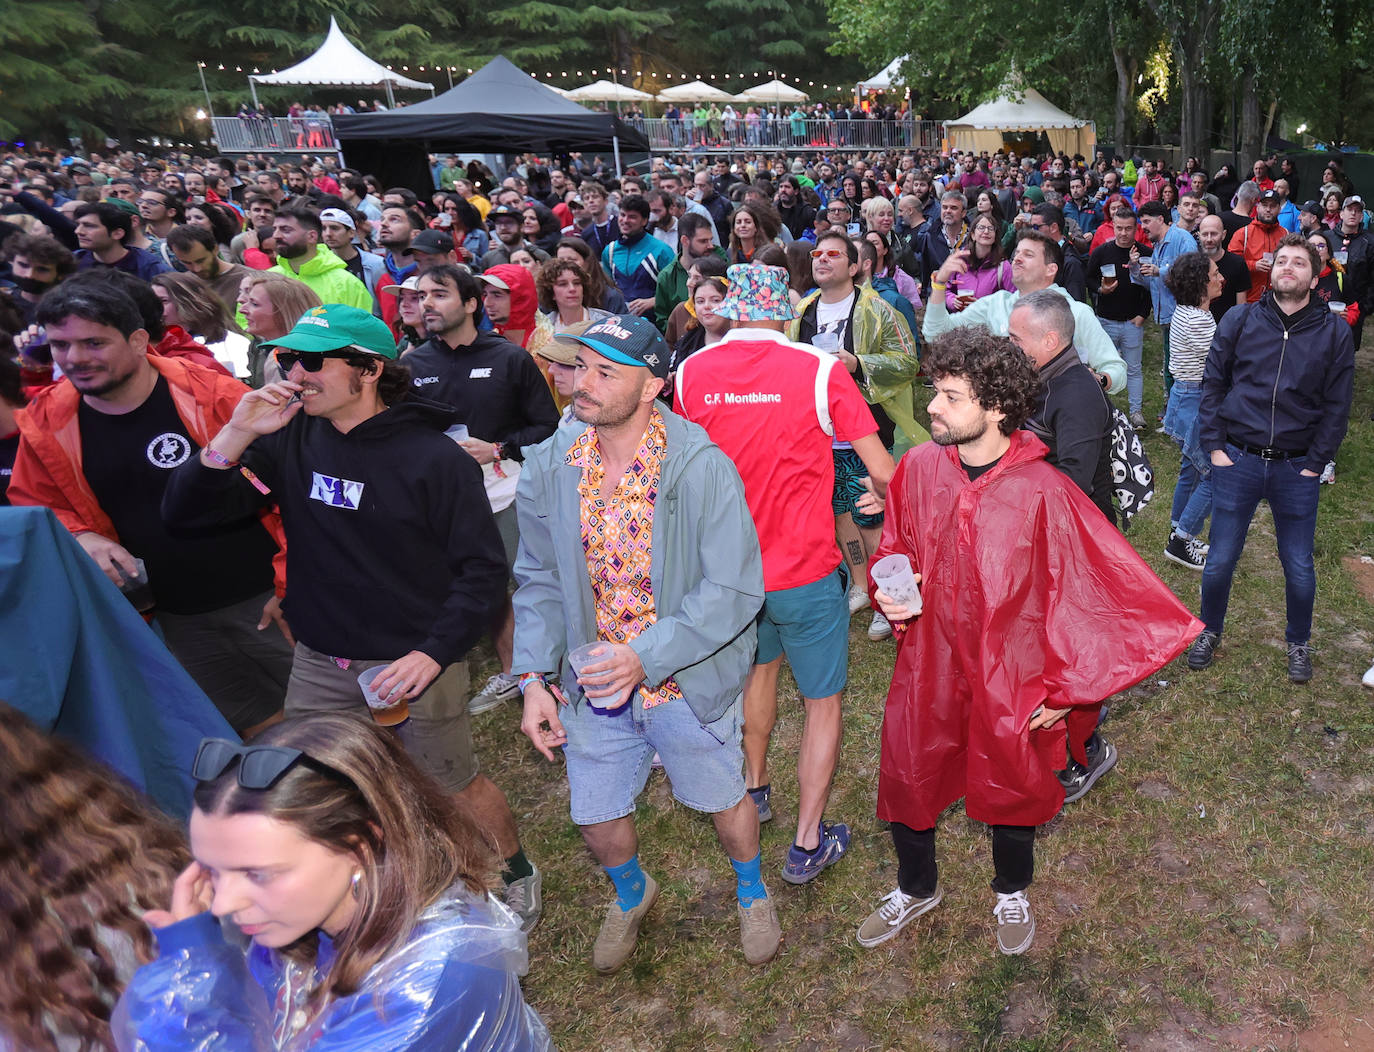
[113,715,552,1050]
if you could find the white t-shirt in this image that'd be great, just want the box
[814,291,856,448]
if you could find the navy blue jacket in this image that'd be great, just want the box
[1199,292,1354,468]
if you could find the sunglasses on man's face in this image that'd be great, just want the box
[273,349,359,372]
[810,248,846,259]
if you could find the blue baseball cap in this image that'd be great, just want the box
[554,314,670,378]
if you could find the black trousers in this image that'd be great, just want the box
[891,821,1036,897]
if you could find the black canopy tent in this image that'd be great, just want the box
[333,56,649,190]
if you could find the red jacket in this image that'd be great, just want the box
[9,355,287,596]
[870,431,1201,829]
[153,326,233,376]
[1227,219,1286,302]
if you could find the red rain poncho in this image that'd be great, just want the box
[871,431,1202,830]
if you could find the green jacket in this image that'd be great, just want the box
[271,244,374,313]
[788,284,929,458]
[654,247,728,332]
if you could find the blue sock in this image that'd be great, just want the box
[605,855,647,911]
[731,852,767,906]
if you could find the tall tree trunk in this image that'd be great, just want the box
[1259,98,1278,157]
[1240,73,1261,166]
[1176,48,1210,163]
[1111,46,1137,152]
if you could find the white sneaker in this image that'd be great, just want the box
[469,672,520,714]
[848,585,870,614]
[856,886,942,947]
[868,611,893,641]
[1320,461,1336,484]
[994,890,1035,955]
[1362,661,1374,689]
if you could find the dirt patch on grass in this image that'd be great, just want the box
[1342,555,1374,603]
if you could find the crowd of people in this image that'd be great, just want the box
[0,138,1365,1048]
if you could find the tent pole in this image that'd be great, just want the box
[249,77,260,111]
[385,80,396,109]
[612,134,622,178]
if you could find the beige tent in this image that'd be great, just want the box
[946,86,1094,158]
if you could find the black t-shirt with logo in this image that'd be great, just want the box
[78,376,276,613]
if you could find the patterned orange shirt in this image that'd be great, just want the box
[566,408,683,708]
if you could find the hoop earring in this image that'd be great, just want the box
[351,870,362,898]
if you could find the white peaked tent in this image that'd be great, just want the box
[858,57,909,92]
[733,79,808,105]
[248,16,434,109]
[946,86,1094,157]
[656,80,737,104]
[565,80,655,103]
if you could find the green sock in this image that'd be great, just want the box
[502,847,534,884]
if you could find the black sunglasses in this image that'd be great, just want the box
[273,349,365,372]
[192,738,312,789]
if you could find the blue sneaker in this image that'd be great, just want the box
[780,821,850,885]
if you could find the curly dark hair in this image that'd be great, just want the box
[0,702,189,1050]
[924,326,1043,435]
[1163,250,1214,307]
[534,256,593,312]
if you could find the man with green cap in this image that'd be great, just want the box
[163,304,546,932]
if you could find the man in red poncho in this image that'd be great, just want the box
[857,327,1202,956]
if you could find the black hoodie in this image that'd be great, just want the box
[163,397,507,667]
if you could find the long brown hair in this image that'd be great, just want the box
[193,715,498,1011]
[0,703,189,1050]
[555,236,613,308]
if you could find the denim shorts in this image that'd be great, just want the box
[561,695,746,825]
[754,570,849,699]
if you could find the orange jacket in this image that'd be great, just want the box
[1227,220,1286,303]
[9,355,287,597]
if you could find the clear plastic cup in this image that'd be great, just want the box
[870,554,923,615]
[445,424,470,443]
[358,665,410,727]
[1330,300,1347,314]
[568,642,629,713]
[1334,250,1349,265]
[811,331,840,354]
[117,558,155,613]
[1100,263,1117,279]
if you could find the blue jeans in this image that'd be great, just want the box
[1100,318,1144,414]
[1199,442,1321,643]
[1170,456,1213,538]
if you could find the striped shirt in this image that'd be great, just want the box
[1168,304,1216,383]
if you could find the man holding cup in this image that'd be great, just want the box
[512,314,779,971]
[162,304,544,932]
[857,327,1201,955]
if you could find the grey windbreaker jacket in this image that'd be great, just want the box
[512,408,764,725]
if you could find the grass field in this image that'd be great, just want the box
[471,322,1374,1051]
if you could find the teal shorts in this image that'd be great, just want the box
[754,570,849,699]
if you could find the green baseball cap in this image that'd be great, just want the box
[268,304,399,360]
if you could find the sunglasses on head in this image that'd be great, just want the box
[192,738,314,789]
[273,348,369,372]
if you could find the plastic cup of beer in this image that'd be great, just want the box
[957,290,977,307]
[1101,263,1117,279]
[871,554,923,615]
[1262,252,1275,265]
[1330,300,1346,315]
[811,331,840,354]
[358,665,410,726]
[568,642,627,714]
[1335,251,1348,265]
[117,558,155,613]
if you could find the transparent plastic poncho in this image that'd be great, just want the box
[112,885,554,1051]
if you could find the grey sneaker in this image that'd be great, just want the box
[504,864,543,933]
[1187,630,1220,670]
[592,874,659,973]
[994,890,1035,955]
[1057,737,1118,804]
[738,890,782,965]
[469,672,520,714]
[857,886,943,948]
[868,611,893,641]
[1287,642,1313,684]
[1129,410,1148,429]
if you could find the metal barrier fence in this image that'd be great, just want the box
[212,114,945,158]
[212,116,338,153]
[625,117,945,154]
